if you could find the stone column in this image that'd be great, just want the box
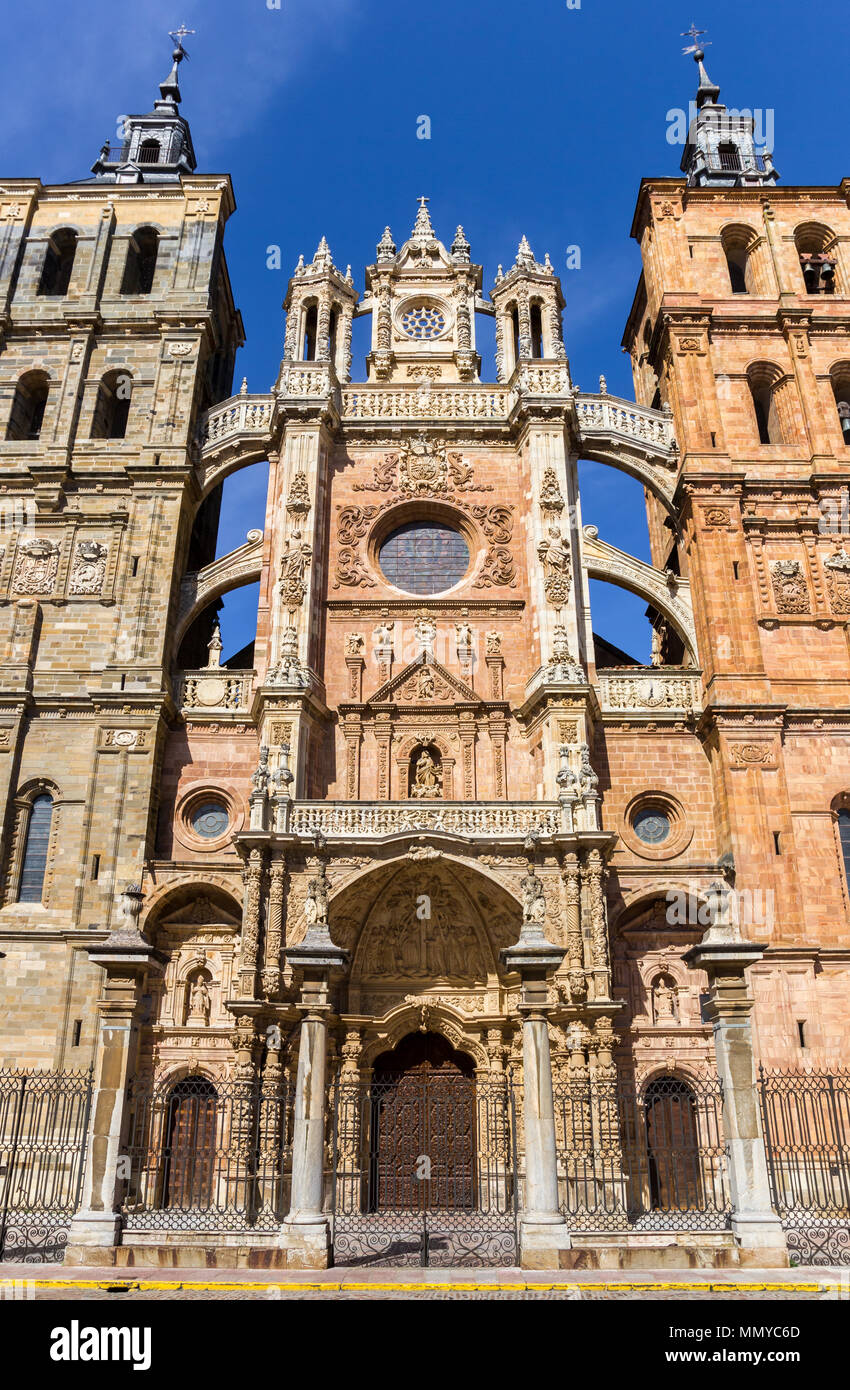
[501,861,571,1269]
[279,866,349,1267]
[685,907,787,1267]
[65,886,164,1265]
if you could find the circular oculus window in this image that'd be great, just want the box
[378,521,470,595]
[632,807,671,844]
[190,801,230,840]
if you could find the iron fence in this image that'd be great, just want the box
[758,1066,850,1265]
[332,1075,518,1267]
[554,1070,731,1232]
[121,1072,293,1235]
[0,1067,93,1263]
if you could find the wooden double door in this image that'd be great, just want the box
[370,1033,476,1211]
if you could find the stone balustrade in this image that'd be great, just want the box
[340,385,511,421]
[289,800,567,840]
[197,394,275,454]
[574,392,677,456]
[597,667,703,716]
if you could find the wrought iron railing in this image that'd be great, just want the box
[0,1067,93,1263]
[121,1072,293,1235]
[331,1075,518,1267]
[758,1066,850,1265]
[554,1070,731,1232]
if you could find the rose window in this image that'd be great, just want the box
[400,303,447,340]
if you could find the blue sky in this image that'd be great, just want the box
[5,0,846,661]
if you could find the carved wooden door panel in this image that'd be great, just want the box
[373,1033,475,1211]
[163,1081,217,1208]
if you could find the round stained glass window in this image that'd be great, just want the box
[191,801,230,839]
[400,303,447,340]
[633,807,671,845]
[379,522,470,595]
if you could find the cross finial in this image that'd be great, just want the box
[681,22,710,55]
[417,195,430,209]
[169,24,195,54]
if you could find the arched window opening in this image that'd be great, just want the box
[162,1078,218,1209]
[120,227,159,295]
[830,372,850,447]
[6,372,49,441]
[303,304,318,361]
[726,249,748,294]
[138,139,161,166]
[510,306,520,369]
[796,226,838,295]
[748,368,784,446]
[530,303,544,358]
[17,793,53,904]
[644,1077,704,1211]
[37,228,77,297]
[328,306,339,367]
[837,809,850,892]
[90,370,132,439]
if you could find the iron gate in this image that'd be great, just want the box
[759,1066,850,1265]
[0,1067,93,1263]
[331,1074,518,1266]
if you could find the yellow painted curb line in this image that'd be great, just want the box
[1,1277,829,1294]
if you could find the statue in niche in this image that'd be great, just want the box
[521,863,546,930]
[410,746,443,799]
[417,667,435,700]
[186,972,212,1025]
[652,974,679,1024]
[304,864,329,931]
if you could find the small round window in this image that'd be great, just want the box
[400,303,446,340]
[633,807,671,845]
[191,801,230,839]
[379,521,469,595]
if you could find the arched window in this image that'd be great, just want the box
[37,228,77,297]
[120,227,159,295]
[795,224,838,295]
[510,305,520,369]
[837,809,850,891]
[830,367,850,447]
[721,226,760,296]
[747,366,784,445]
[302,304,318,361]
[90,370,132,439]
[328,306,339,366]
[530,303,544,358]
[6,372,49,441]
[17,793,53,904]
[138,139,161,166]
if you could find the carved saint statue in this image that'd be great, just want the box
[537,526,572,606]
[521,863,547,930]
[410,748,443,799]
[278,531,313,608]
[415,615,437,660]
[652,974,678,1023]
[304,865,329,930]
[417,667,435,700]
[455,621,473,650]
[372,620,395,650]
[188,975,211,1025]
[650,627,664,667]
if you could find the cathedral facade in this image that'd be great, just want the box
[1,43,848,1269]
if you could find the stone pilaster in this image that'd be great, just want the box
[65,886,165,1265]
[685,923,787,1266]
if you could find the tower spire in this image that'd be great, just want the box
[678,26,777,189]
[91,29,197,184]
